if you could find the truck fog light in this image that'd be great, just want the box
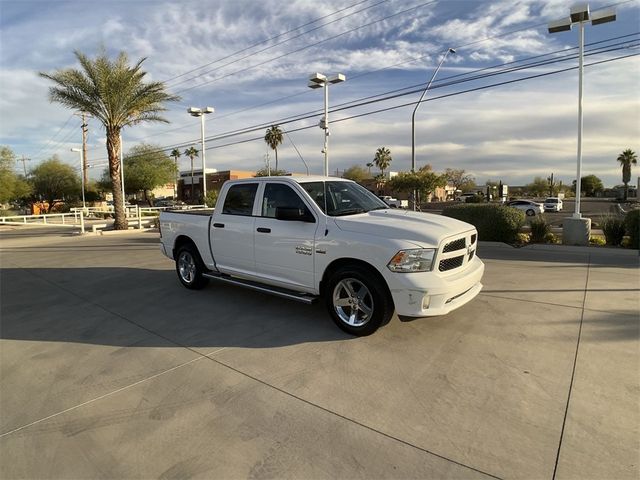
[422,295,431,309]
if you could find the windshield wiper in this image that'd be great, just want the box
[332,208,366,216]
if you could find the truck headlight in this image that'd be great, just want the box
[387,249,436,273]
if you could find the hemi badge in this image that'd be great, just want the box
[315,249,327,254]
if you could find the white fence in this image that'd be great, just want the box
[1,204,209,235]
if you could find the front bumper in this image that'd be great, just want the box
[386,256,485,317]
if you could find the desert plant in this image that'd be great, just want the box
[204,189,219,208]
[442,204,525,243]
[529,215,551,243]
[600,216,626,246]
[624,209,639,249]
[589,236,606,246]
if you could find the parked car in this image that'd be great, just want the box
[458,192,483,202]
[378,195,408,208]
[507,200,544,216]
[543,197,563,212]
[159,176,484,336]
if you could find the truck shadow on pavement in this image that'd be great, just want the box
[0,267,351,349]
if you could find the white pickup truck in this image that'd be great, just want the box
[159,176,484,336]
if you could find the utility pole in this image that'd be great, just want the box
[74,112,89,187]
[19,156,31,176]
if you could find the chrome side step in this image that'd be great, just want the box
[202,272,318,304]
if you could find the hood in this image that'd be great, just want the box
[333,210,475,247]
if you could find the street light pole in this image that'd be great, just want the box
[308,72,346,176]
[410,48,455,210]
[71,148,86,210]
[548,4,616,244]
[188,107,214,201]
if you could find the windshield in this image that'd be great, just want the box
[301,181,389,216]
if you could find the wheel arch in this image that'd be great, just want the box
[320,258,393,305]
[173,235,197,260]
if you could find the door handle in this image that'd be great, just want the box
[256,227,271,233]
[213,223,225,228]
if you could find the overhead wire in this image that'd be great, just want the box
[85,41,638,164]
[166,0,392,89]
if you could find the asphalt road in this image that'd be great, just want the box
[0,227,638,479]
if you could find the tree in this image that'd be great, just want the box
[40,49,179,229]
[617,149,637,201]
[184,146,199,203]
[444,168,475,192]
[254,167,288,177]
[264,125,284,171]
[342,165,370,183]
[373,147,392,177]
[0,146,31,204]
[388,169,445,206]
[122,144,176,206]
[170,148,181,199]
[366,162,374,175]
[573,174,604,197]
[30,156,80,213]
[526,176,549,197]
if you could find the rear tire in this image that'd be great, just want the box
[175,244,209,290]
[324,265,393,336]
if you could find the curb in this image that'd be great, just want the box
[479,241,639,256]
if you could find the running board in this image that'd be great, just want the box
[202,272,318,304]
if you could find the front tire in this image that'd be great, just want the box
[324,265,393,336]
[175,244,209,290]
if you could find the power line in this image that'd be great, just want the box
[163,0,383,85]
[174,0,439,94]
[166,0,391,89]
[86,45,637,164]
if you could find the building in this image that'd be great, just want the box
[178,169,255,202]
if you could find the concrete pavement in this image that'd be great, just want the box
[0,226,638,479]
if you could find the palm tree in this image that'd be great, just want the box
[170,148,181,200]
[40,50,179,229]
[373,147,392,178]
[184,146,199,203]
[366,162,374,175]
[617,149,637,201]
[264,125,284,171]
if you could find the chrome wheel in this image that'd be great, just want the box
[332,278,374,327]
[178,250,196,284]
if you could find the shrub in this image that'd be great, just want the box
[590,235,606,246]
[204,189,219,208]
[600,216,626,246]
[624,209,639,249]
[529,215,551,243]
[442,204,525,243]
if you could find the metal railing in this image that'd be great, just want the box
[1,204,210,235]
[0,212,85,233]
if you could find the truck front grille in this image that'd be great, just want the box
[436,231,477,274]
[439,256,464,271]
[443,238,466,253]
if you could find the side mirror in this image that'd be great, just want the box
[275,206,315,223]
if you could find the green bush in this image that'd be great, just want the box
[442,204,525,243]
[624,209,639,249]
[529,215,551,243]
[589,235,606,246]
[600,216,626,246]
[204,189,219,208]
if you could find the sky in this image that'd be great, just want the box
[0,0,638,188]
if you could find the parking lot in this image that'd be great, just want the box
[0,226,638,479]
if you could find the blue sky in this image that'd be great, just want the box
[1,0,638,187]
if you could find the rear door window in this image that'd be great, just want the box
[222,183,258,216]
